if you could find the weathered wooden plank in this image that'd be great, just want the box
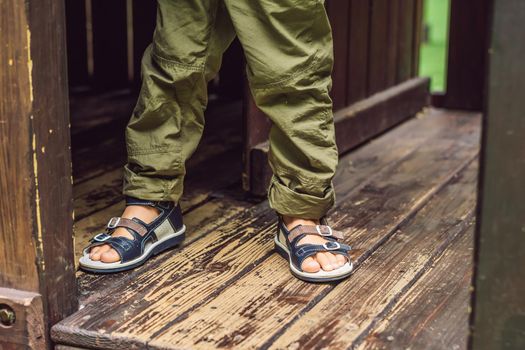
[73,144,240,222]
[412,0,423,77]
[397,0,415,83]
[347,0,370,104]
[150,140,480,349]
[0,288,45,349]
[55,346,91,350]
[357,229,473,350]
[269,163,478,350]
[249,77,430,196]
[55,111,478,347]
[387,0,400,87]
[326,0,350,110]
[441,0,490,110]
[0,0,40,295]
[471,1,525,348]
[74,196,249,306]
[368,0,390,94]
[71,98,242,219]
[52,111,480,349]
[1,0,77,347]
[334,77,429,155]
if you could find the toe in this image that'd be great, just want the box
[90,245,109,260]
[316,252,334,271]
[100,249,121,263]
[326,252,338,268]
[89,246,100,258]
[301,257,321,273]
[336,254,347,267]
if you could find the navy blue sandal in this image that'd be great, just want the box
[275,216,353,282]
[79,196,185,274]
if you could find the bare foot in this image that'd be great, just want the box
[282,216,347,273]
[89,205,160,263]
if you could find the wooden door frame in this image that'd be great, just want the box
[0,1,77,349]
[431,0,491,111]
[470,0,525,348]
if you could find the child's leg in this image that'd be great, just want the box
[90,0,236,263]
[124,0,236,202]
[224,0,343,273]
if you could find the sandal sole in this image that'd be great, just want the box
[79,225,186,274]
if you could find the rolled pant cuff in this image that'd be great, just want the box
[122,166,183,203]
[267,176,335,220]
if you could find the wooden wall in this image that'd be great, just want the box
[245,0,427,194]
[64,1,427,195]
[328,0,423,110]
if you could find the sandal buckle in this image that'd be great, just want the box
[316,225,333,237]
[107,217,121,229]
[323,241,341,251]
[93,233,110,242]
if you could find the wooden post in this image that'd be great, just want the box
[471,0,525,349]
[0,0,78,348]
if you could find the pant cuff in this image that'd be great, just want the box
[267,175,335,219]
[122,165,183,203]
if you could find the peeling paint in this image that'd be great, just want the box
[26,27,33,102]
[32,133,45,271]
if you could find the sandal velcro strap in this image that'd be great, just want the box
[294,242,352,270]
[103,236,141,263]
[288,224,344,242]
[107,217,148,236]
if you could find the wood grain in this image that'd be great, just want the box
[397,0,415,83]
[357,229,473,350]
[0,288,45,349]
[441,0,490,110]
[75,196,249,305]
[327,0,350,110]
[0,0,40,293]
[52,111,480,349]
[346,0,371,104]
[1,1,77,347]
[150,140,480,350]
[368,0,390,94]
[269,163,478,350]
[471,1,525,348]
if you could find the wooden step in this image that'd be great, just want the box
[357,228,473,350]
[52,109,481,349]
[148,142,479,349]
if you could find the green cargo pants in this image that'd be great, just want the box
[123,0,338,219]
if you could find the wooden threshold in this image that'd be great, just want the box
[250,77,430,196]
[52,109,480,349]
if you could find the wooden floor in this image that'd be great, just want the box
[52,105,481,350]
